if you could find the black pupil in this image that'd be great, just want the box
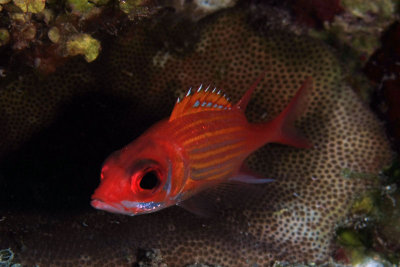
[139,171,159,190]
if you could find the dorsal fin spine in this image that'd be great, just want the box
[169,84,233,122]
[186,88,192,97]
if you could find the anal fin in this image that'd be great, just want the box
[229,164,275,184]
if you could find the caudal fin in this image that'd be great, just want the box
[257,77,313,148]
[235,72,267,111]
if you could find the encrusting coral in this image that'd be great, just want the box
[0,5,393,266]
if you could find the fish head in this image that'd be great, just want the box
[91,123,187,216]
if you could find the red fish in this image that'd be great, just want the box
[91,74,312,215]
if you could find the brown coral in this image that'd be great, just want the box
[0,6,392,266]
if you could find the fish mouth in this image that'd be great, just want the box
[91,199,164,215]
[91,199,135,216]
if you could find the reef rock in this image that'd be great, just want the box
[0,7,392,266]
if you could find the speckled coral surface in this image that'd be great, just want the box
[0,7,392,266]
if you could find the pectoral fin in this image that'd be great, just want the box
[177,191,221,217]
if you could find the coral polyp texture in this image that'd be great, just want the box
[0,7,392,266]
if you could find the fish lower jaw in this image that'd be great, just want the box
[91,199,166,215]
[91,199,134,216]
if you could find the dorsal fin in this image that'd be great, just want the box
[235,72,266,111]
[169,84,232,122]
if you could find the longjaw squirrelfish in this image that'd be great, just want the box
[91,74,312,215]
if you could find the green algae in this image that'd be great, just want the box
[0,28,9,46]
[66,0,109,15]
[91,0,110,4]
[340,168,378,180]
[13,0,45,13]
[323,0,398,59]
[0,0,233,73]
[308,0,399,102]
[272,262,321,267]
[337,229,366,247]
[341,0,397,19]
[66,33,101,62]
[67,0,94,14]
[185,264,223,267]
[47,26,60,43]
[382,157,400,184]
[351,193,376,215]
[119,0,146,14]
[335,158,400,266]
[118,0,154,20]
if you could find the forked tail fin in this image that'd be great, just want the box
[235,72,267,111]
[255,77,313,148]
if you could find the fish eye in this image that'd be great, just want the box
[130,160,165,195]
[139,170,159,190]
